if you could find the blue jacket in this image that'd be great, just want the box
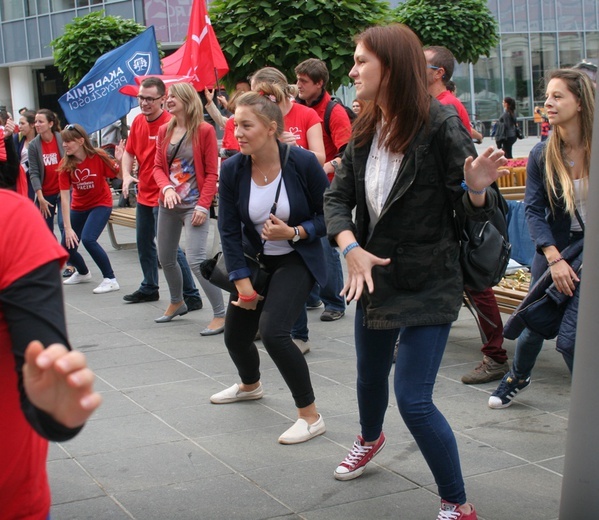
[218,142,329,287]
[524,142,574,282]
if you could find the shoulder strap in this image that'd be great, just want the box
[323,99,336,137]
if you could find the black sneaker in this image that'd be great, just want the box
[184,295,203,312]
[123,290,160,303]
[320,309,344,322]
[488,372,531,409]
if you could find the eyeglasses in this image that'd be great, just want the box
[65,124,84,138]
[137,95,162,104]
[427,65,441,71]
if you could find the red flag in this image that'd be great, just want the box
[162,0,229,91]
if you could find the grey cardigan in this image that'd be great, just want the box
[28,132,64,194]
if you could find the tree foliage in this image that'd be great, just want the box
[393,0,499,64]
[209,0,391,91]
[50,11,148,88]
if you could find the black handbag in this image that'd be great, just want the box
[200,145,290,294]
[460,217,512,291]
[199,251,269,294]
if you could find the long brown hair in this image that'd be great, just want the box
[57,123,117,177]
[351,24,430,153]
[544,69,594,217]
[164,82,204,145]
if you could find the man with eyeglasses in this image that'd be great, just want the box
[120,77,203,309]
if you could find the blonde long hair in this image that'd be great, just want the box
[164,82,204,145]
[544,69,595,217]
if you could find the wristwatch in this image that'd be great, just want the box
[292,226,301,243]
[331,159,339,172]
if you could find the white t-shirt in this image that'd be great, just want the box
[249,172,294,255]
[571,178,587,232]
[365,126,404,237]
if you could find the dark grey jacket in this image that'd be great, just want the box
[28,132,64,194]
[324,100,498,329]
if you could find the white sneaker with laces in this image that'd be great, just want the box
[93,278,120,294]
[63,271,92,285]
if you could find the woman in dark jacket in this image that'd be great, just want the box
[324,24,508,519]
[495,96,518,158]
[210,85,330,445]
[489,69,594,409]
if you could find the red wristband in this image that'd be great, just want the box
[237,290,258,302]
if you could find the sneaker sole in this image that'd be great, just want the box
[210,392,263,405]
[333,438,387,481]
[488,381,530,409]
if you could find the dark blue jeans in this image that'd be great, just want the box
[135,202,200,298]
[354,304,466,504]
[291,237,345,340]
[39,192,65,241]
[65,206,115,279]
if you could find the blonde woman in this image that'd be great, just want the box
[153,82,225,334]
[489,69,594,408]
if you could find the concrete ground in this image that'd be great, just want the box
[48,136,570,520]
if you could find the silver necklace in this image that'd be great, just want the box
[252,160,272,184]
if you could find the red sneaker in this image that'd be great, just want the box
[437,500,478,520]
[334,432,386,481]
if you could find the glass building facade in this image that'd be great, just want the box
[1,0,597,135]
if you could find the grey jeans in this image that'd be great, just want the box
[156,205,225,318]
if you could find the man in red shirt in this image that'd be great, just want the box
[294,58,351,325]
[425,46,510,385]
[121,78,202,308]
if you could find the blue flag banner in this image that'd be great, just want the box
[59,27,161,134]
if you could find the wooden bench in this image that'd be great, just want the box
[492,285,528,314]
[107,207,137,250]
[499,185,526,201]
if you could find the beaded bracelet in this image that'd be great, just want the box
[547,256,564,267]
[461,180,486,195]
[342,241,360,258]
[237,290,258,302]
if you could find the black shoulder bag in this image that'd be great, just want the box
[199,145,291,294]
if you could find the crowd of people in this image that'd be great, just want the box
[1,22,593,520]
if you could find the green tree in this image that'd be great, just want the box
[50,11,148,88]
[209,0,391,91]
[393,0,499,64]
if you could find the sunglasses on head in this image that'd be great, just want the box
[65,124,85,138]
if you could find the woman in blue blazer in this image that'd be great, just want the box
[211,84,329,445]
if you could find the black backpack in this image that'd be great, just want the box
[323,97,356,137]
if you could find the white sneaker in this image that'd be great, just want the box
[63,271,92,285]
[93,278,120,294]
[292,339,311,355]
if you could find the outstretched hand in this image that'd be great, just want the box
[23,341,102,429]
[464,146,509,192]
[341,247,391,303]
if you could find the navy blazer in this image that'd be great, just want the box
[218,142,329,287]
[524,142,573,281]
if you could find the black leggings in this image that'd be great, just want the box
[223,251,316,408]
[497,136,518,159]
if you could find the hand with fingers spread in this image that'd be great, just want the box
[464,146,510,193]
[23,341,102,429]
[341,245,391,303]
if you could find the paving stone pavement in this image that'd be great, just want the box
[48,137,568,520]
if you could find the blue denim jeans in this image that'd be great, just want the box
[39,192,65,242]
[65,206,115,279]
[354,304,466,504]
[135,202,200,298]
[291,237,345,340]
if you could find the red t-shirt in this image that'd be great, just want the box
[125,111,172,206]
[307,92,352,163]
[40,137,61,195]
[0,190,68,520]
[0,131,6,162]
[58,154,118,211]
[284,102,321,150]
[436,90,472,136]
